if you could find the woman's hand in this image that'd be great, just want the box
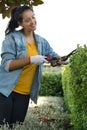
[30,55,48,65]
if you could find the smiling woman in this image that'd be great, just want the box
[0,5,63,128]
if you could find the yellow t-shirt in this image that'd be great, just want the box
[13,42,38,95]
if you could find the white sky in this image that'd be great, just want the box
[0,0,87,56]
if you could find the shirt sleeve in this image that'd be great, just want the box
[1,34,17,72]
[42,38,60,57]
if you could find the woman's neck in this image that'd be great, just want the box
[23,29,33,36]
[23,30,35,44]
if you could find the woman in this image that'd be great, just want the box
[0,5,61,127]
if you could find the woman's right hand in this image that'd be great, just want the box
[30,55,48,65]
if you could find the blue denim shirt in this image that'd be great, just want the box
[0,30,59,103]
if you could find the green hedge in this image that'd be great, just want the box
[62,45,87,130]
[40,72,63,96]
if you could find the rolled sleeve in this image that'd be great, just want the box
[4,60,12,72]
[1,34,16,72]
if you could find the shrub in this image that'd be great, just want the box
[62,45,87,130]
[40,72,63,96]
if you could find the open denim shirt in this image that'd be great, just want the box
[0,30,59,104]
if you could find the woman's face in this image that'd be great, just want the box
[19,10,37,32]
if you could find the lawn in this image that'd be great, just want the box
[0,96,73,130]
[24,96,73,130]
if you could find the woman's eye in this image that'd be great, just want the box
[22,19,30,22]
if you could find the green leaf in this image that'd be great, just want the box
[8,0,14,3]
[31,0,44,6]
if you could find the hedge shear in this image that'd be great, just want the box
[45,49,77,67]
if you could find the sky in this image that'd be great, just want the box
[0,0,87,56]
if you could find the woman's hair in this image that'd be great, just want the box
[5,5,33,35]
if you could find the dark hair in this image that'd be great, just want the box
[5,5,33,35]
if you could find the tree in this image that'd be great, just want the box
[0,0,44,18]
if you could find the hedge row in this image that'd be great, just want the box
[40,72,63,96]
[62,45,87,130]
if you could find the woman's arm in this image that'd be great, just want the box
[1,34,30,72]
[9,57,30,71]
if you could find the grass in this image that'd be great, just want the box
[0,96,73,130]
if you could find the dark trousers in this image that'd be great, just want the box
[0,92,30,126]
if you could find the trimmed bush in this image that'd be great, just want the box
[40,72,63,96]
[62,45,87,130]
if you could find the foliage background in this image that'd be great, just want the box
[62,45,87,130]
[40,72,63,96]
[0,0,44,18]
